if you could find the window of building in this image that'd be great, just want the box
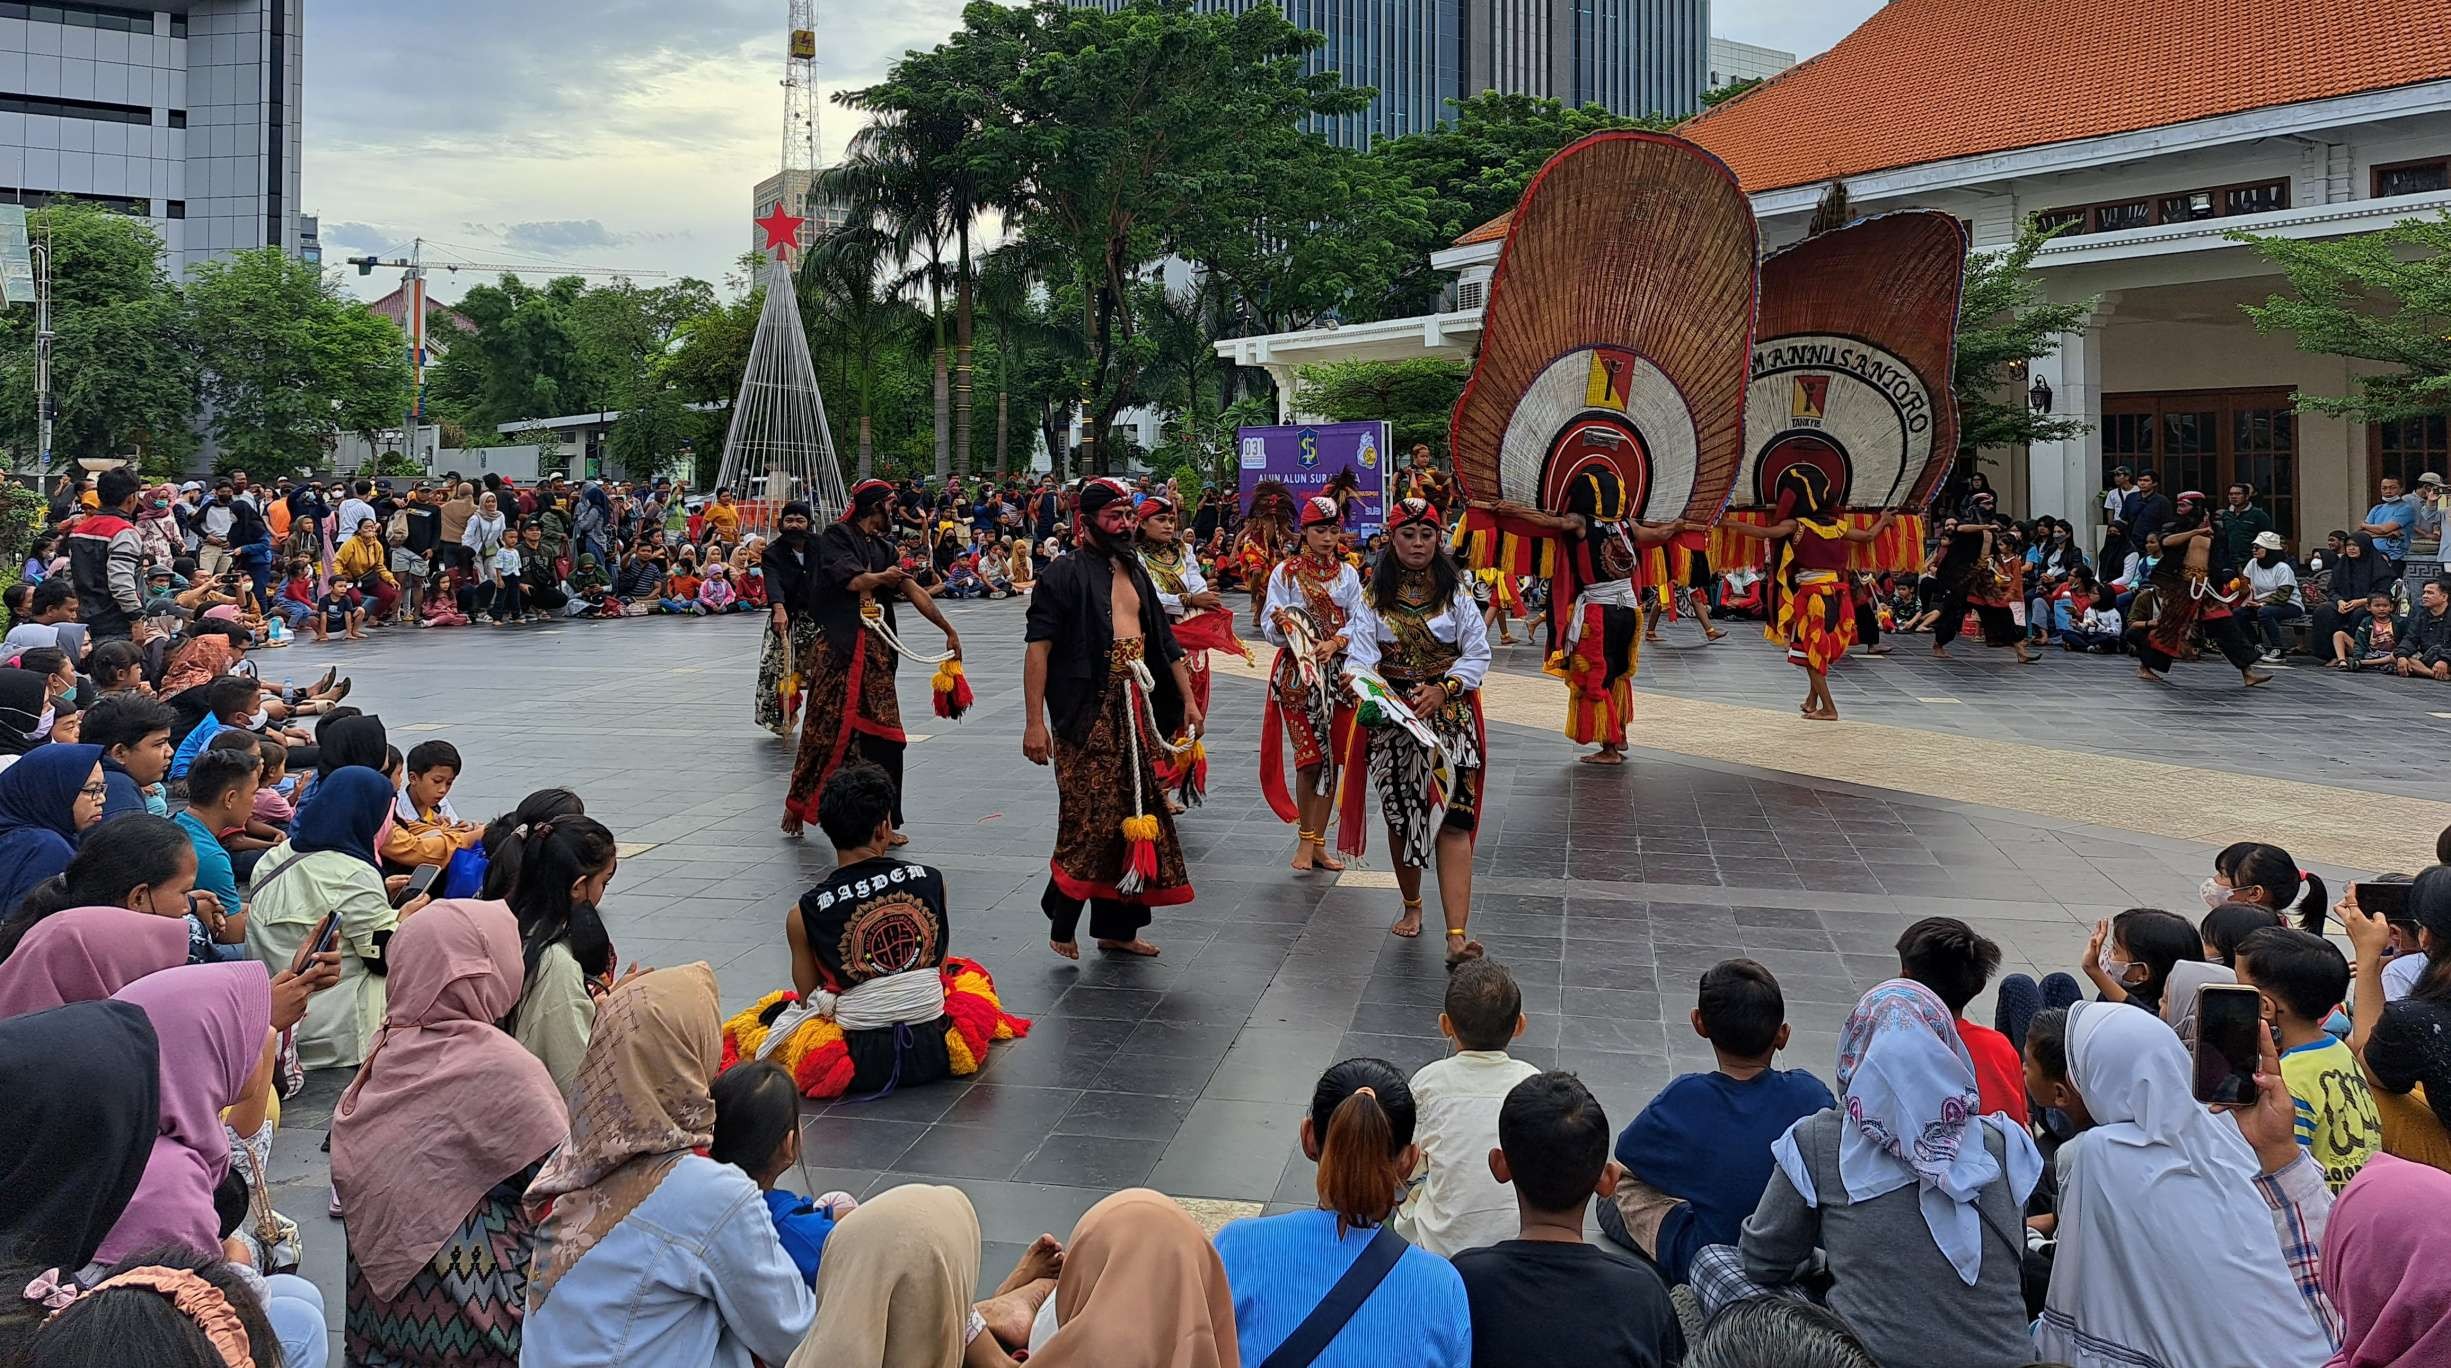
[165,199,183,219]
[0,2,154,33]
[0,94,151,126]
[165,109,185,129]
[0,185,149,216]
[2038,179,2289,237]
[169,13,186,37]
[2373,158,2451,200]
[2103,388,2301,541]
[2371,416,2450,492]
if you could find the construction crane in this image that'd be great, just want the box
[342,238,671,469]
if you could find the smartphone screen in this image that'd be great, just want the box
[2353,880,2412,924]
[393,863,442,908]
[2192,984,2266,1105]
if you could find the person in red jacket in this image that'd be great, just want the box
[65,467,150,643]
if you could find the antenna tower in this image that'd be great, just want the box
[783,0,820,238]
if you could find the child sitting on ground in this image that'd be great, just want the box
[250,734,296,836]
[1393,959,1540,1256]
[698,561,740,614]
[1897,917,2028,1124]
[381,739,485,869]
[2335,590,2404,670]
[421,566,472,627]
[2232,926,2383,1191]
[660,553,704,616]
[171,675,263,781]
[1453,1072,1684,1368]
[1601,959,1834,1286]
[709,1059,858,1287]
[315,579,365,642]
[275,559,318,635]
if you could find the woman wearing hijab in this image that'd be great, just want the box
[294,709,386,812]
[335,900,567,1366]
[0,1000,158,1283]
[0,665,55,766]
[2035,1000,2333,1366]
[93,960,273,1263]
[2312,531,2395,662]
[1689,980,2038,1366]
[520,963,813,1368]
[158,619,248,697]
[2321,1154,2451,1368]
[0,743,103,915]
[0,905,188,1017]
[756,501,821,737]
[1029,1188,1237,1368]
[246,766,428,1069]
[788,1184,997,1368]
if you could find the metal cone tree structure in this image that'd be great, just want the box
[717,254,850,528]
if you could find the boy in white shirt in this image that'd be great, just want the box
[1394,959,1539,1256]
[2063,588,2124,653]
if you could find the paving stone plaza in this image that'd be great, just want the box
[263,599,2451,1305]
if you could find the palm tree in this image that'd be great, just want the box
[823,119,954,479]
[800,225,919,481]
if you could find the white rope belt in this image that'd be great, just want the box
[1565,578,1639,650]
[755,967,948,1059]
[862,599,953,664]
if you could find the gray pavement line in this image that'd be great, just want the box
[1212,654,2448,873]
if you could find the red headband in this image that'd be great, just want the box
[842,480,893,522]
[1300,495,1343,529]
[1386,497,1441,531]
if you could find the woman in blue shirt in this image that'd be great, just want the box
[1213,1058,1471,1367]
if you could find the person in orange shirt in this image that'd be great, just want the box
[1896,916,2029,1125]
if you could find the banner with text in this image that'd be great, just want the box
[1236,421,1391,537]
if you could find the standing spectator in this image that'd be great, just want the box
[2127,469,2174,545]
[67,468,148,644]
[227,480,274,599]
[2394,576,2451,680]
[335,480,377,549]
[703,486,742,546]
[2409,471,2445,567]
[2214,482,2273,569]
[462,491,510,621]
[2359,475,2416,576]
[2103,465,2137,527]
[197,479,237,575]
[397,486,440,623]
[439,482,477,574]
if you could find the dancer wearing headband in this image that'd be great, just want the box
[781,480,962,842]
[1718,465,1897,721]
[1337,498,1491,960]
[1260,495,1363,872]
[1024,478,1200,959]
[1136,490,1247,812]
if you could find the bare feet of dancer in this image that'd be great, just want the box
[780,812,804,838]
[1290,832,1346,874]
[2242,669,2272,687]
[1391,898,1423,939]
[2136,666,2168,684]
[1097,937,1161,957]
[1578,744,1627,766]
[1049,938,1080,960]
[1704,626,1727,642]
[1445,928,1485,966]
[888,830,909,847]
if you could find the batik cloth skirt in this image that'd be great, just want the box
[785,628,902,824]
[1365,693,1484,868]
[1543,598,1640,747]
[1780,574,1855,673]
[755,615,823,737]
[718,958,1033,1100]
[1051,639,1193,907]
[344,1179,535,1368]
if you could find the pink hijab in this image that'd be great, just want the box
[93,961,271,1264]
[0,907,189,1019]
[2324,1153,2451,1368]
[332,900,567,1300]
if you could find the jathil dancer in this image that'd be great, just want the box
[1261,494,1364,872]
[1135,490,1249,809]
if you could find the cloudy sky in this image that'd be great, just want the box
[303,0,1883,303]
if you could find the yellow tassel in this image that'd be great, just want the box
[1121,814,1161,842]
[930,658,961,692]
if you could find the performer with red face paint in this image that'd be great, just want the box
[1022,478,1201,960]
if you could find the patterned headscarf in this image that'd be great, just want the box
[523,963,721,1309]
[1385,497,1441,532]
[1299,495,1343,529]
[843,481,893,523]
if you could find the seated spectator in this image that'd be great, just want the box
[1021,1187,1237,1366]
[0,901,187,1018]
[172,747,259,958]
[0,666,53,768]
[2332,589,2404,669]
[611,543,665,613]
[2241,529,2304,661]
[0,744,105,914]
[245,766,425,1070]
[1214,1058,1472,1368]
[1690,980,2039,1368]
[1683,1297,1877,1368]
[2161,901,2282,1043]
[337,516,400,623]
[497,810,618,1095]
[1,577,86,662]
[1394,959,1539,1257]
[2208,839,2330,932]
[2080,906,2203,1019]
[2319,1155,2451,1367]
[1896,917,2027,1124]
[1602,959,1832,1286]
[2059,582,2123,652]
[381,738,483,868]
[2234,926,2381,1190]
[564,553,612,618]
[698,561,740,614]
[711,1060,856,1287]
[85,639,150,697]
[2312,532,2394,662]
[82,692,176,823]
[2395,576,2451,679]
[1455,1071,1682,1368]
[93,960,273,1264]
[662,552,705,616]
[250,735,296,835]
[169,676,259,782]
[2346,872,2451,1171]
[24,1248,296,1368]
[2030,1002,2335,1365]
[318,577,368,642]
[518,964,816,1367]
[332,899,567,1365]
[789,1182,1063,1368]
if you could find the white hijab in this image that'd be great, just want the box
[2035,1001,2333,1368]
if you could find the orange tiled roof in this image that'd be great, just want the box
[1678,0,2451,194]
[1454,213,1513,246]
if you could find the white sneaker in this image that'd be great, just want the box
[2259,649,2283,663]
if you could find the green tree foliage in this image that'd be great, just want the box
[1363,92,1670,315]
[0,204,200,471]
[1956,219,2092,452]
[1698,77,1762,108]
[2233,212,2451,420]
[802,225,930,481]
[1293,358,1470,458]
[184,248,410,474]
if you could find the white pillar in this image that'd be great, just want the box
[1262,363,1302,423]
[2027,301,2114,536]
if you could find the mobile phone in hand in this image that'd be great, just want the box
[2191,983,2266,1105]
[290,912,340,974]
[2352,880,2412,925]
[393,862,442,908]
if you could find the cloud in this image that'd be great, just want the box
[493,220,624,254]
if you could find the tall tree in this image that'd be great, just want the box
[1955,219,2093,453]
[826,113,959,478]
[2233,211,2451,420]
[185,248,409,473]
[1294,358,1470,459]
[0,203,200,473]
[803,224,927,480]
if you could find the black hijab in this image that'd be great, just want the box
[0,669,48,757]
[0,999,158,1271]
[314,713,388,782]
[2331,532,2395,602]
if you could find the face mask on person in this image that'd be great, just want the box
[245,708,268,730]
[2098,939,2139,985]
[2200,876,2232,910]
[31,706,52,741]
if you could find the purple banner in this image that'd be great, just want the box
[1235,421,1392,537]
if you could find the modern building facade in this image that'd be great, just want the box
[1071,0,1702,148]
[1707,36,1793,91]
[1220,0,2451,552]
[0,0,304,277]
[751,166,851,253]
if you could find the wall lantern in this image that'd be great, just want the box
[2029,375,2054,414]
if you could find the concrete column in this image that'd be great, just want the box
[1262,363,1303,423]
[2029,301,2115,537]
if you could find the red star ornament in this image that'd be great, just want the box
[754,204,807,258]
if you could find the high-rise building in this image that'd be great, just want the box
[1070,0,1702,149]
[1707,36,1795,91]
[0,0,305,277]
[751,166,852,253]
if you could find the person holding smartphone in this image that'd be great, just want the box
[2343,872,2451,1169]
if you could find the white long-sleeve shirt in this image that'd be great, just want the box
[1344,585,1492,690]
[1259,560,1363,648]
[1138,546,1209,620]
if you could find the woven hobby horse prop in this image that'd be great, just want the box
[1451,130,1757,763]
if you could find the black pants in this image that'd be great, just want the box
[1853,598,1880,649]
[1041,877,1149,944]
[1931,589,1971,646]
[2309,602,2370,661]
